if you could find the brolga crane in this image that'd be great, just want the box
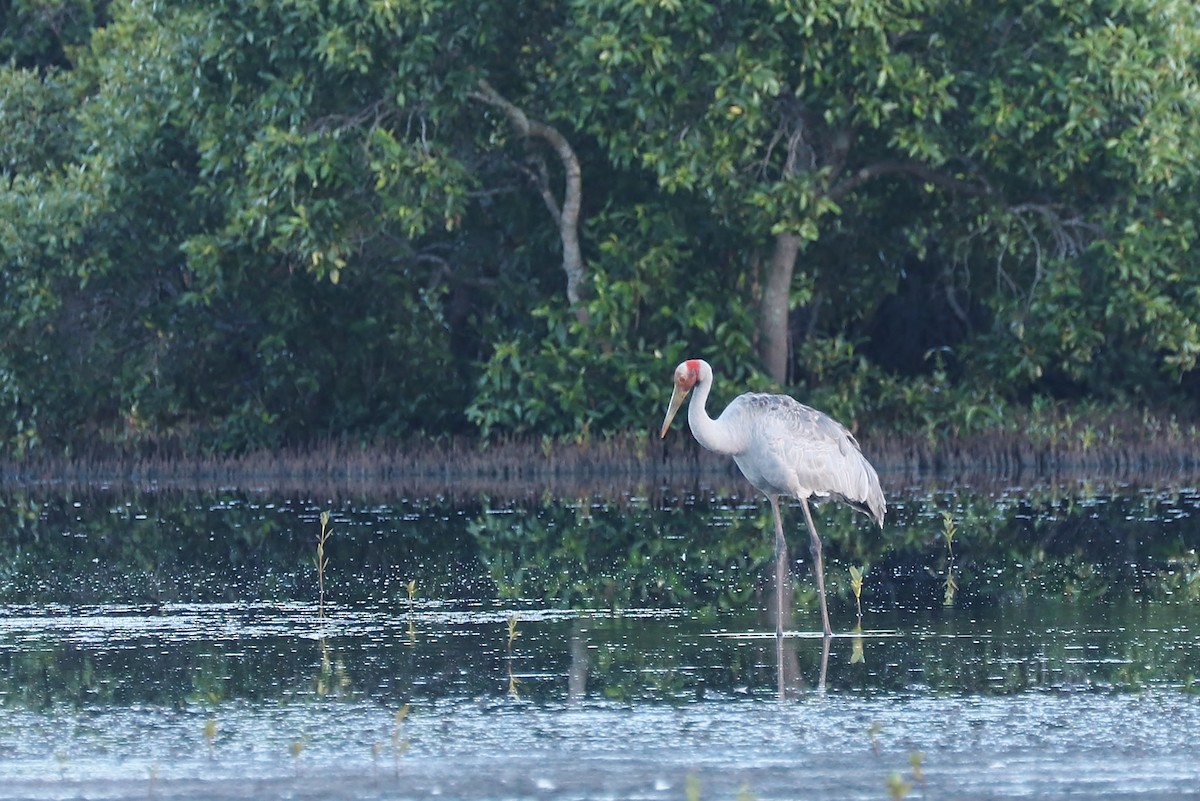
[659,358,886,650]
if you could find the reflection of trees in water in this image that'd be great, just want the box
[3,481,1198,610]
[1,482,1199,706]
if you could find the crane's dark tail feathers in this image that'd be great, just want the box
[839,494,886,529]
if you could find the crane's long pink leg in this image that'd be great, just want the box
[800,497,834,640]
[769,495,787,701]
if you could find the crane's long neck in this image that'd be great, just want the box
[687,370,741,456]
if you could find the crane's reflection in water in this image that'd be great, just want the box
[763,546,831,700]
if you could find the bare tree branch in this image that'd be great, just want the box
[469,79,588,322]
[519,153,562,224]
[828,159,992,203]
[310,97,394,135]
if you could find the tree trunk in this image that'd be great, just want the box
[760,231,801,385]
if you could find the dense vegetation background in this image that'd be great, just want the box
[2,0,1198,458]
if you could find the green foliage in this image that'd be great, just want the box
[0,0,105,69]
[1,0,1199,454]
[467,201,763,438]
[929,0,1200,395]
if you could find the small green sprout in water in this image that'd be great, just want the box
[680,773,756,801]
[734,784,757,801]
[316,638,334,696]
[849,564,867,621]
[941,511,958,607]
[886,771,912,800]
[868,722,883,755]
[390,704,411,777]
[406,579,418,642]
[909,750,926,792]
[316,511,333,619]
[289,737,306,773]
[944,570,959,606]
[507,615,522,698]
[202,718,218,758]
[850,622,865,664]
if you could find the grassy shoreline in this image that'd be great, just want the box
[2,413,1198,498]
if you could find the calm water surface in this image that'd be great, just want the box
[1,478,1199,799]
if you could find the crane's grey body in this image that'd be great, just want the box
[660,358,887,672]
[713,392,886,528]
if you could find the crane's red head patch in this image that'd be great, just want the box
[675,359,702,390]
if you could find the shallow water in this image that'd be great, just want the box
[1,481,1199,799]
[4,692,1199,800]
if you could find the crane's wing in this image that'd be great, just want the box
[721,393,886,527]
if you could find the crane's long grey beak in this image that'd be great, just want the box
[659,385,689,438]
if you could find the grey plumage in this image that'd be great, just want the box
[720,392,886,527]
